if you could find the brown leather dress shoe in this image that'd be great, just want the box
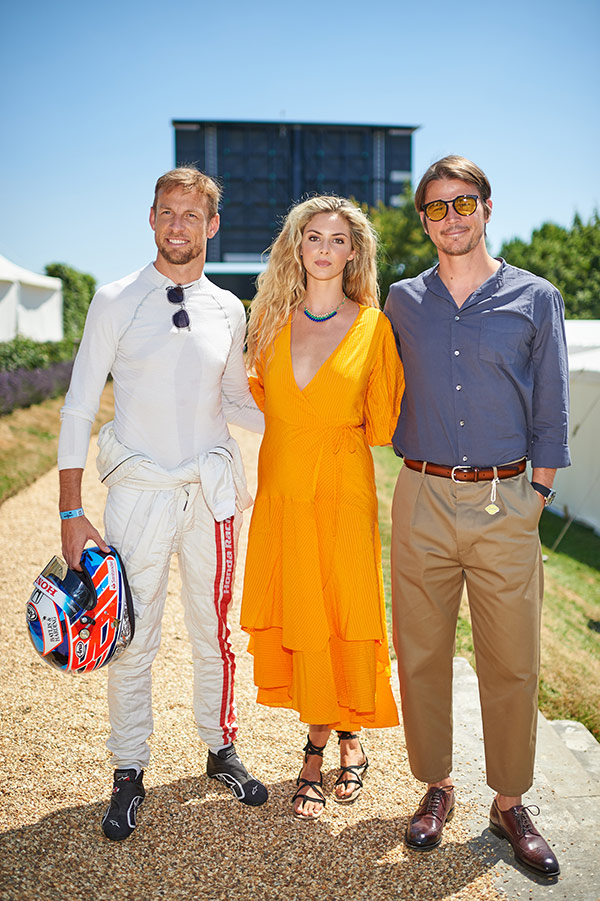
[489,799,560,878]
[405,786,455,850]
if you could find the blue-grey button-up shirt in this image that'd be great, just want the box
[384,259,571,469]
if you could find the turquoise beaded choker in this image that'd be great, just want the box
[303,297,346,322]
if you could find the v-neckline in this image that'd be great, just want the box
[289,306,365,393]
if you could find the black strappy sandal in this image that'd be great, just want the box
[333,731,369,804]
[291,736,327,821]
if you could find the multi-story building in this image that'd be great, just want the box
[173,119,416,297]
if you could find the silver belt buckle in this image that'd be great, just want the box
[451,465,472,483]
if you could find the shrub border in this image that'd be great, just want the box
[0,361,74,415]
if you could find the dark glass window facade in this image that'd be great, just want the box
[173,120,416,263]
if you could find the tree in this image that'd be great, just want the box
[500,213,600,319]
[367,186,438,302]
[45,263,96,341]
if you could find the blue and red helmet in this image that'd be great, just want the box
[26,546,135,673]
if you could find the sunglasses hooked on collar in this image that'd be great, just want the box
[421,194,480,222]
[166,285,191,331]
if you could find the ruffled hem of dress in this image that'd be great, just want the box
[246,627,399,730]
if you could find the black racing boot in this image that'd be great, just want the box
[102,768,145,840]
[207,744,268,807]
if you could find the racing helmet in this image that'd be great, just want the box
[26,546,135,673]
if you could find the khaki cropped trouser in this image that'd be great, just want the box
[391,466,543,796]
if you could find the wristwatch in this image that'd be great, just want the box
[531,481,556,507]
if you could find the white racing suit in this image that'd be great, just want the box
[97,422,253,768]
[58,265,263,768]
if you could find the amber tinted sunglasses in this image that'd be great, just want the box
[421,194,479,222]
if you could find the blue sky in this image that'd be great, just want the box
[2,0,598,288]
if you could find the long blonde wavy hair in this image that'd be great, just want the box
[246,195,379,369]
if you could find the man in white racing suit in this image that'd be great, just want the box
[58,167,268,840]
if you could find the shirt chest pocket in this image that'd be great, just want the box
[478,317,526,365]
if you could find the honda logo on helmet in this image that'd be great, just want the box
[26,546,135,674]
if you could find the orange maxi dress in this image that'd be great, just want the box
[240,306,405,730]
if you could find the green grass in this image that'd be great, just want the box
[373,446,398,606]
[0,383,115,505]
[372,445,600,739]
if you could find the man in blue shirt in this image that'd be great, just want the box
[385,155,570,878]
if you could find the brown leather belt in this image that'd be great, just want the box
[403,458,527,482]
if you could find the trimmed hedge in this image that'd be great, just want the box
[45,263,96,341]
[0,263,95,415]
[0,360,74,415]
[0,336,75,372]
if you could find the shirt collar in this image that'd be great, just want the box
[427,257,506,304]
[147,263,209,291]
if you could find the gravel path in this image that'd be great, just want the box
[0,425,505,901]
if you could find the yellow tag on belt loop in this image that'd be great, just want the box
[485,467,500,515]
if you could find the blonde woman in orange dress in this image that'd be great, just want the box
[241,196,405,820]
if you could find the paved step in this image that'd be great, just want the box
[550,719,600,783]
[535,713,598,801]
[451,657,600,901]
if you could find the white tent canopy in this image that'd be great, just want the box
[553,320,600,535]
[0,254,63,342]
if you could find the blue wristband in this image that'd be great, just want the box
[60,508,84,520]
